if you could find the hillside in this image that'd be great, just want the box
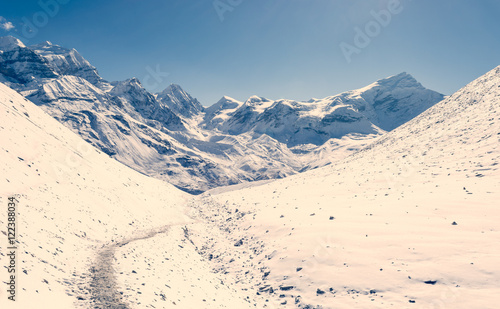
[186,66,500,308]
[0,82,261,308]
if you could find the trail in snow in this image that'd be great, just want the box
[87,226,171,308]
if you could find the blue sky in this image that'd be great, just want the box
[1,0,499,106]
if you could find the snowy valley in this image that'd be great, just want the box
[0,34,499,309]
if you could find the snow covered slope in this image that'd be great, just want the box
[187,66,500,308]
[0,82,264,308]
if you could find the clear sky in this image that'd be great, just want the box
[1,0,499,106]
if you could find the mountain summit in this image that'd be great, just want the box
[342,72,445,131]
[0,35,26,51]
[157,84,204,118]
[29,41,103,85]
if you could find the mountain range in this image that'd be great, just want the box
[0,36,445,193]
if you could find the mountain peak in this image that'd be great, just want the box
[374,72,422,89]
[158,84,189,98]
[165,83,183,92]
[110,78,147,97]
[128,77,141,85]
[40,40,53,46]
[157,84,204,118]
[0,36,26,51]
[394,71,409,77]
[246,95,271,105]
[218,95,239,103]
[350,72,445,131]
[30,41,68,53]
[388,71,415,81]
[211,96,242,110]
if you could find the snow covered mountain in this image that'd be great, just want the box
[204,73,444,147]
[0,36,445,193]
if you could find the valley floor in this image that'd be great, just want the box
[186,169,500,309]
